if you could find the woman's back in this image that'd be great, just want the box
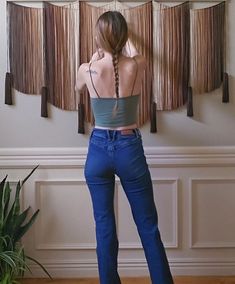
[79,53,145,99]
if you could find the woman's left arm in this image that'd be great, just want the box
[75,64,86,92]
[75,49,104,92]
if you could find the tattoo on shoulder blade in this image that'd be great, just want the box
[86,69,98,75]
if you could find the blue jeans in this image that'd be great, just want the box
[85,128,174,284]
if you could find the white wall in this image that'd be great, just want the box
[1,0,235,279]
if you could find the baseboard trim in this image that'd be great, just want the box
[25,258,235,277]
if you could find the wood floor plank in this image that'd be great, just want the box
[20,276,235,284]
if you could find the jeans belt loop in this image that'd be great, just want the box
[90,129,95,138]
[113,130,117,141]
[133,128,139,137]
[106,130,110,140]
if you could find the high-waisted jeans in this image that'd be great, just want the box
[84,128,174,284]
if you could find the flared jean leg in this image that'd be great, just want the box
[120,170,174,284]
[86,175,121,284]
[116,137,174,284]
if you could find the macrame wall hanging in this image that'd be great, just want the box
[189,2,228,116]
[43,2,80,114]
[5,3,44,105]
[153,2,190,111]
[4,1,228,134]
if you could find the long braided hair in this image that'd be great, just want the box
[95,11,128,114]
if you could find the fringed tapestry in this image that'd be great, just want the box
[7,3,44,95]
[43,2,80,111]
[152,2,190,111]
[5,1,229,131]
[190,2,225,94]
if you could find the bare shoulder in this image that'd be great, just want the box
[78,62,99,77]
[133,55,147,70]
[78,63,89,73]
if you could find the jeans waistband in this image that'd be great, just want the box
[91,128,141,140]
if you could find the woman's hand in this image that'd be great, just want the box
[89,48,104,63]
[122,39,139,57]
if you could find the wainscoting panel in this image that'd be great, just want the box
[1,147,235,276]
[190,178,235,248]
[35,180,96,250]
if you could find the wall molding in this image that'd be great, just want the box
[1,146,235,168]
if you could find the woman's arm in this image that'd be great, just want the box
[75,64,86,92]
[75,48,104,92]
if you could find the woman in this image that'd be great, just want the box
[76,11,174,284]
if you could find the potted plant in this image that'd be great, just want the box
[0,165,52,284]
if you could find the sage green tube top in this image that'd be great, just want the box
[90,95,140,128]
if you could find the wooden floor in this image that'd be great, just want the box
[21,277,235,284]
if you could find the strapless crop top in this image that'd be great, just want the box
[90,95,139,128]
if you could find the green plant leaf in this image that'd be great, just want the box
[0,175,8,202]
[12,166,39,219]
[1,272,10,284]
[18,245,30,277]
[0,176,8,232]
[25,255,53,280]
[0,166,50,282]
[13,181,21,217]
[3,203,20,243]
[3,182,11,219]
[14,209,40,243]
[9,207,31,238]
[0,235,9,247]
[22,165,39,186]
[9,166,39,223]
[3,183,20,239]
[13,280,21,284]
[0,251,17,268]
[2,167,39,236]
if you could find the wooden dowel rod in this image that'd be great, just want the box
[7,0,228,2]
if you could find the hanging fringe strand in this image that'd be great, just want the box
[150,102,157,133]
[41,86,48,117]
[222,72,229,103]
[187,86,193,117]
[78,103,85,134]
[5,72,13,105]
